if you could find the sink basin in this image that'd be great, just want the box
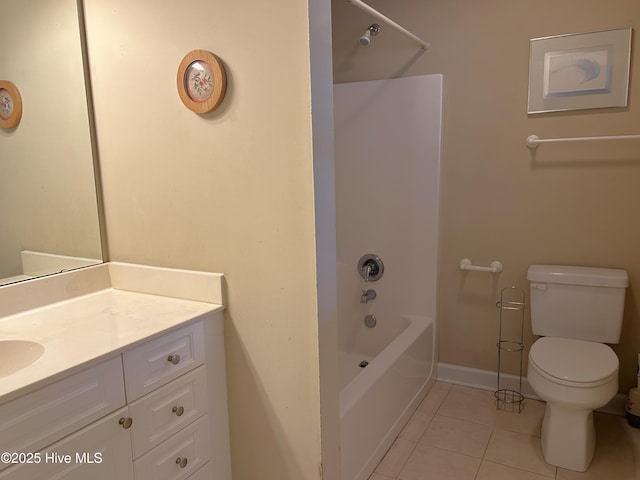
[0,340,45,377]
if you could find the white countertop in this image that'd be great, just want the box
[0,263,225,404]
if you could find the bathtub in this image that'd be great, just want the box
[339,314,436,480]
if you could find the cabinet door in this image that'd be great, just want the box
[0,356,125,471]
[0,408,134,480]
[123,322,205,401]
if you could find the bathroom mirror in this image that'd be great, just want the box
[0,0,103,286]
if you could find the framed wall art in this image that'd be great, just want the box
[527,27,632,114]
[0,80,23,129]
[177,49,227,114]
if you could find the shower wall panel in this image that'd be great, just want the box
[334,75,443,353]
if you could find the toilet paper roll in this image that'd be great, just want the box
[627,388,640,415]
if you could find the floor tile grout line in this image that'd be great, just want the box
[396,433,419,478]
[391,383,451,480]
[418,384,492,478]
[434,411,498,428]
[396,397,442,479]
[474,414,559,480]
[374,384,451,480]
[440,391,553,480]
[472,419,498,480]
[480,458,557,480]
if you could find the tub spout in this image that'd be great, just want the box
[360,289,377,304]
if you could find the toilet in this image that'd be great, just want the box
[527,265,628,472]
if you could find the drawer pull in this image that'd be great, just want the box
[175,457,188,468]
[119,417,133,429]
[172,405,185,416]
[167,354,181,365]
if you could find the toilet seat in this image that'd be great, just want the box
[529,337,618,387]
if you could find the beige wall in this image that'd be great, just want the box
[84,1,325,478]
[0,0,101,279]
[332,0,640,392]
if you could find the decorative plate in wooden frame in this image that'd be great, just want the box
[0,80,23,129]
[177,50,227,114]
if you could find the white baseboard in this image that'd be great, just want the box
[437,362,626,416]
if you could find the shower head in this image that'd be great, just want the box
[359,24,380,46]
[359,30,371,46]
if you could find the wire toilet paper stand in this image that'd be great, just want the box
[494,286,526,413]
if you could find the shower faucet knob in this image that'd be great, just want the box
[357,254,384,282]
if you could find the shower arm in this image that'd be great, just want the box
[348,0,430,49]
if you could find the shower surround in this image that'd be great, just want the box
[334,74,443,480]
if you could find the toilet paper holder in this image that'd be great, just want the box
[495,286,526,413]
[460,258,503,273]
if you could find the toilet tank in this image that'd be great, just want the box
[528,265,628,343]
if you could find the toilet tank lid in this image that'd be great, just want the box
[527,265,628,288]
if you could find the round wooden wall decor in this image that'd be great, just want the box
[0,80,23,129]
[177,50,227,114]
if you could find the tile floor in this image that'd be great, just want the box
[369,382,640,480]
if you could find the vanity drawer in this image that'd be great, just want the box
[0,356,125,470]
[123,322,205,401]
[134,415,211,480]
[129,365,208,458]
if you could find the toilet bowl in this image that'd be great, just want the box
[528,336,618,472]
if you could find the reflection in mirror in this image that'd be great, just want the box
[0,0,103,286]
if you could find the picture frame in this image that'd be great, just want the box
[0,80,23,129]
[527,27,632,114]
[177,49,227,114]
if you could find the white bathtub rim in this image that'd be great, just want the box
[340,315,434,417]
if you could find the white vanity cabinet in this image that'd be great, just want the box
[0,317,228,480]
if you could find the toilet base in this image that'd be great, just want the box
[541,402,595,472]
